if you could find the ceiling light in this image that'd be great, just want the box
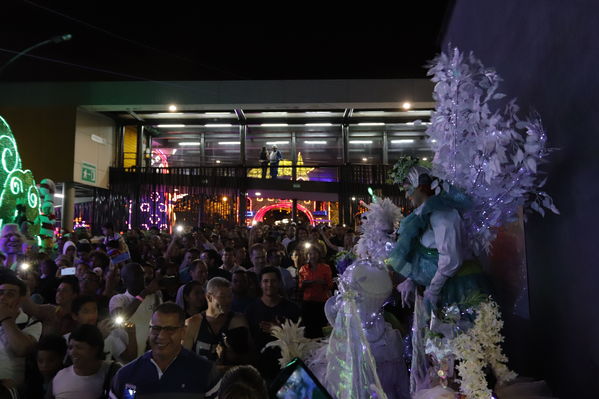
[205,124,232,127]
[216,160,221,164]
[157,124,186,128]
[222,196,228,201]
[205,112,232,115]
[261,112,288,115]
[306,111,333,114]
[349,140,373,144]
[402,102,412,110]
[255,192,262,196]
[304,141,327,145]
[218,141,240,145]
[179,142,201,146]
[351,197,356,201]
[168,105,177,112]
[362,158,368,161]
[266,141,289,145]
[422,157,428,161]
[358,122,385,126]
[157,112,183,116]
[431,139,437,143]
[305,123,333,126]
[390,139,415,144]
[261,123,289,127]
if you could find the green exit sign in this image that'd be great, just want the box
[81,162,96,183]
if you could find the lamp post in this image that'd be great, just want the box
[0,34,72,76]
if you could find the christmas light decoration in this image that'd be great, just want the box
[425,47,558,254]
[252,201,315,226]
[0,116,41,234]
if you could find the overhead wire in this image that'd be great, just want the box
[21,0,248,79]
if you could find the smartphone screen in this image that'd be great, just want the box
[271,358,333,399]
[123,384,136,399]
[60,267,76,276]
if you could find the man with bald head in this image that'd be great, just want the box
[109,262,162,357]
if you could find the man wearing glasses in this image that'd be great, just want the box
[109,302,216,398]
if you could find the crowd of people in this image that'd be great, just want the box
[0,219,361,398]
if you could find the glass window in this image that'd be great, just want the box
[151,132,201,167]
[295,125,343,165]
[246,126,292,180]
[204,127,241,166]
[386,123,433,164]
[150,126,241,167]
[348,125,383,164]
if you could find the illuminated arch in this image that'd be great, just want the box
[253,201,315,226]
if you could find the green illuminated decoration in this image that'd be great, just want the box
[0,116,41,235]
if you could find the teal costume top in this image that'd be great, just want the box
[389,187,488,306]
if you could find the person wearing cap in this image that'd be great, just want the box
[62,240,77,265]
[268,145,283,179]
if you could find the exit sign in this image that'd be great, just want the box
[81,162,96,183]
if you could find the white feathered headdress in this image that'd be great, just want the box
[355,197,403,262]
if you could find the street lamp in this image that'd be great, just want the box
[0,34,73,76]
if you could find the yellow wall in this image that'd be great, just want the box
[123,126,137,168]
[0,106,76,183]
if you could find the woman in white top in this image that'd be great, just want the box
[49,324,120,399]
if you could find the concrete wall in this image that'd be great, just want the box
[73,109,116,189]
[444,1,599,397]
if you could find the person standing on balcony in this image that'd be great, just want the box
[259,147,269,179]
[268,145,282,179]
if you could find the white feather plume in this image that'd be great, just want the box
[355,198,403,262]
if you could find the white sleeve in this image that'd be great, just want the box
[23,318,42,341]
[106,330,128,362]
[430,209,463,278]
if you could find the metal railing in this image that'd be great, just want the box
[113,164,395,186]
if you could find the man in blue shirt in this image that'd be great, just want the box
[109,302,216,398]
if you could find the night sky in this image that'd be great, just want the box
[1,1,454,81]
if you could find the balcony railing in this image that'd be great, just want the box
[110,164,400,194]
